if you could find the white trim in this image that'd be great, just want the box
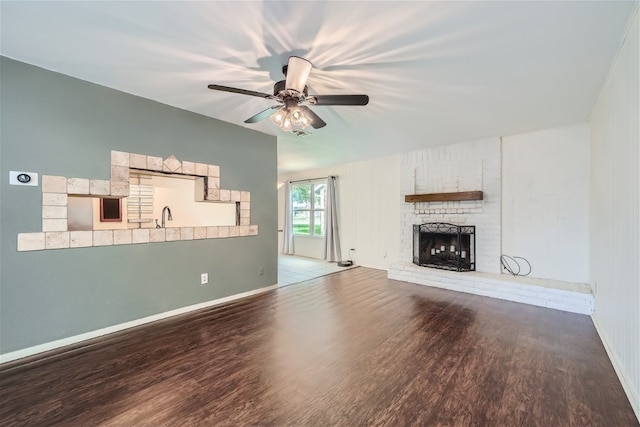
[0,284,278,365]
[592,314,640,423]
[358,263,389,272]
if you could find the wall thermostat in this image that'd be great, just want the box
[9,171,39,187]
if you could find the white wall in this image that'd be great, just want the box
[589,7,639,419]
[502,124,590,283]
[279,154,401,270]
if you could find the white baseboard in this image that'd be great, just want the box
[356,262,389,271]
[0,284,278,365]
[592,314,640,422]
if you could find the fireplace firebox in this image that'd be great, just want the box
[413,223,475,272]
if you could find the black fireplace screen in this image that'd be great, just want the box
[413,223,475,272]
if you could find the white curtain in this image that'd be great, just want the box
[282,180,294,254]
[324,176,342,262]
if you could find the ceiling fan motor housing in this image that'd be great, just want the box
[274,80,308,99]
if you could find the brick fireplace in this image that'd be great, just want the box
[388,137,593,315]
[397,137,502,273]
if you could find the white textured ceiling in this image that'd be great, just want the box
[1,1,635,173]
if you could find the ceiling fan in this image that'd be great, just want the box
[207,56,369,133]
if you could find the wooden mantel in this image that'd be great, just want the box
[404,191,483,203]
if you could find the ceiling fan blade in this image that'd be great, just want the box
[244,105,283,123]
[311,95,369,106]
[207,84,273,99]
[298,106,327,129]
[285,56,312,93]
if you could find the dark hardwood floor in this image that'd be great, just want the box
[0,267,637,426]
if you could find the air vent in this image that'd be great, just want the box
[291,129,311,137]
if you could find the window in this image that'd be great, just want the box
[100,198,122,222]
[291,181,326,236]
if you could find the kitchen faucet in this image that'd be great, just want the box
[161,206,173,228]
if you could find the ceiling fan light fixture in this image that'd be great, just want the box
[270,107,311,131]
[270,109,286,127]
[281,116,293,132]
[290,109,310,129]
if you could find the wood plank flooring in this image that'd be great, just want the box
[0,267,637,426]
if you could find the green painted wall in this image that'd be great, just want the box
[0,57,278,354]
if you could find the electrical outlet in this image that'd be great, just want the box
[200,273,209,285]
[258,266,264,276]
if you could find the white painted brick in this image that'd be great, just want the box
[46,232,69,249]
[43,219,67,232]
[195,163,208,176]
[129,153,147,169]
[206,227,219,239]
[208,165,220,178]
[42,175,67,193]
[149,229,165,243]
[90,179,110,196]
[70,231,92,248]
[194,227,207,240]
[17,233,45,251]
[93,230,113,246]
[165,228,181,241]
[388,262,592,315]
[180,227,194,240]
[147,156,163,172]
[67,178,90,195]
[42,206,67,219]
[110,181,129,197]
[132,229,150,244]
[182,161,195,175]
[43,193,68,206]
[111,166,130,183]
[113,230,132,245]
[111,150,129,167]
